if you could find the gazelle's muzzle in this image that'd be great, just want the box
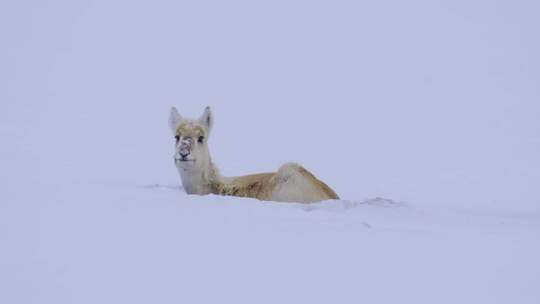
[176,137,194,161]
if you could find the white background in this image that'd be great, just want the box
[1,1,539,303]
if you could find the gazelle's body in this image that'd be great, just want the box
[169,107,339,203]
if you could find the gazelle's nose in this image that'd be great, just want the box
[179,149,189,158]
[179,145,191,159]
[178,137,193,159]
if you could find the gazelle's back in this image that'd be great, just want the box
[271,163,339,203]
[212,163,339,203]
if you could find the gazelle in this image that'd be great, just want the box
[169,107,339,203]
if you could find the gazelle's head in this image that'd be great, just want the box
[168,106,213,171]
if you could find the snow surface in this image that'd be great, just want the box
[2,0,540,303]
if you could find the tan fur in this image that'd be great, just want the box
[296,165,340,200]
[170,107,339,203]
[208,166,339,203]
[176,123,205,138]
[210,173,276,201]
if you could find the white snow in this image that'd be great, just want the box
[1,0,540,303]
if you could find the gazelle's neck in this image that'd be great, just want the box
[178,158,222,195]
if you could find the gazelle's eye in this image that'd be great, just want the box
[198,136,204,143]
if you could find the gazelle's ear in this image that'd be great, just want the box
[198,106,213,135]
[169,107,182,134]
